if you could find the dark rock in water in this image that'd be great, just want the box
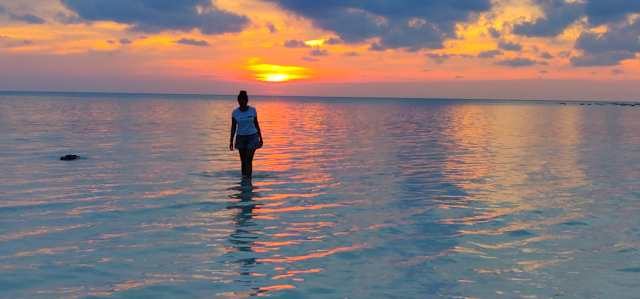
[508,230,534,237]
[616,267,640,273]
[60,155,80,161]
[563,220,588,226]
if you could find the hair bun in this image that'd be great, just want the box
[237,90,249,102]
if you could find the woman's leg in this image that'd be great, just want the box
[238,149,247,176]
[244,149,256,177]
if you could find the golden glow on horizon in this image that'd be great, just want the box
[248,64,312,82]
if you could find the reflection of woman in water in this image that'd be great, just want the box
[230,91,263,178]
[226,179,263,280]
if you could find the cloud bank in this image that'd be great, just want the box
[498,41,523,52]
[477,50,503,58]
[60,0,250,35]
[262,0,492,51]
[283,40,310,48]
[571,18,640,66]
[174,38,210,46]
[494,57,538,68]
[512,0,583,37]
[514,0,640,67]
[0,4,46,24]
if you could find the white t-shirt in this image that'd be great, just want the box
[232,106,258,136]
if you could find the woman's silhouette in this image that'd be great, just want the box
[230,91,263,177]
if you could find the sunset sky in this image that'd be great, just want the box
[1,0,640,100]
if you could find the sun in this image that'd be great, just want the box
[261,74,291,82]
[247,64,311,82]
[304,39,324,46]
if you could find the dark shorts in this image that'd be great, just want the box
[235,133,261,150]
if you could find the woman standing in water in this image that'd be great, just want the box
[230,91,263,177]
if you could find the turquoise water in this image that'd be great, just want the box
[1,92,640,299]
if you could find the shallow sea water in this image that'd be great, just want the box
[1,92,640,299]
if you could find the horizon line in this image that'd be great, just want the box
[3,90,640,104]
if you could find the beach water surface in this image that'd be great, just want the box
[1,92,640,298]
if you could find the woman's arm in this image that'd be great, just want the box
[254,116,263,148]
[230,117,237,151]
